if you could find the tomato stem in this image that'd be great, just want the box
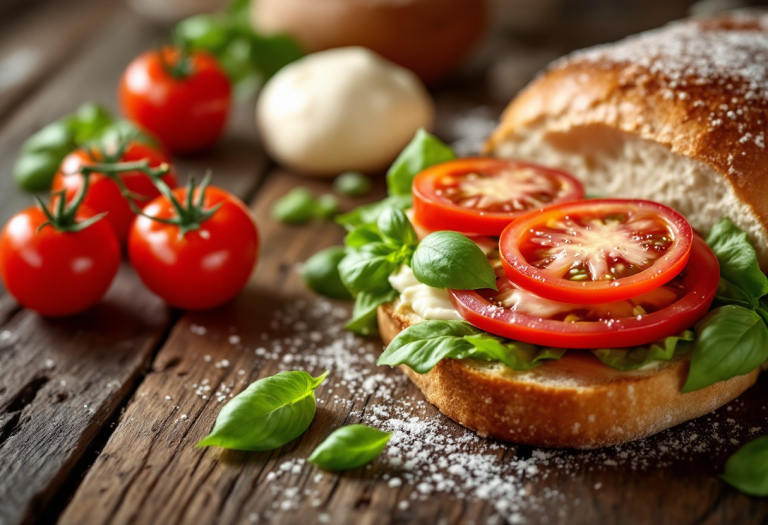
[148,172,222,237]
[35,170,107,233]
[157,44,194,81]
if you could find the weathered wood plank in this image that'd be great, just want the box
[0,6,267,525]
[0,0,116,121]
[58,168,768,525]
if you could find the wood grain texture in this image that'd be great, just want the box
[59,170,768,525]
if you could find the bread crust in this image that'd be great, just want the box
[378,302,759,449]
[485,12,768,255]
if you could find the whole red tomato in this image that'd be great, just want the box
[119,47,231,154]
[129,184,259,310]
[0,206,120,317]
[51,142,177,244]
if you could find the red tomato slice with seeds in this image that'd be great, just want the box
[412,158,584,236]
[449,236,718,348]
[499,199,693,304]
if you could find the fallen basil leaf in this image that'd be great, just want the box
[721,435,768,496]
[272,188,317,224]
[412,231,497,291]
[309,424,392,471]
[682,306,768,393]
[334,172,372,197]
[315,194,340,219]
[197,370,327,451]
[591,331,695,371]
[345,289,398,336]
[302,246,352,300]
[387,129,455,196]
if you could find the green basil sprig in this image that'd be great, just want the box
[308,424,392,471]
[387,129,456,196]
[591,331,694,371]
[721,435,768,496]
[378,320,565,374]
[683,306,768,392]
[302,247,352,300]
[336,194,413,230]
[345,289,399,336]
[412,231,497,291]
[197,370,327,451]
[13,102,114,192]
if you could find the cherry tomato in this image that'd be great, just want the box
[128,185,259,310]
[413,158,584,236]
[119,47,231,154]
[450,236,718,348]
[51,142,177,244]
[499,199,693,304]
[0,207,120,317]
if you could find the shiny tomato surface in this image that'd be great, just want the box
[413,158,584,236]
[0,207,120,316]
[499,199,693,304]
[450,236,718,349]
[51,142,177,244]
[119,48,231,154]
[128,186,259,310]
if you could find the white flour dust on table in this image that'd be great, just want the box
[187,297,766,525]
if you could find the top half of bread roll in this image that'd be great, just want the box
[486,11,768,269]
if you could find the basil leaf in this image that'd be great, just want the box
[721,435,768,496]
[336,194,413,230]
[302,246,352,300]
[714,277,758,309]
[706,218,768,302]
[591,331,695,371]
[334,172,372,197]
[377,320,482,373]
[412,231,497,291]
[387,129,456,196]
[309,424,392,471]
[377,207,417,247]
[682,306,768,393]
[345,289,398,336]
[337,245,398,295]
[463,335,566,371]
[344,224,383,248]
[197,370,327,451]
[378,320,564,373]
[315,194,340,219]
[272,188,316,224]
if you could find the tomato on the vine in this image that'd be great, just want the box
[412,158,584,236]
[51,141,177,244]
[0,181,120,317]
[119,47,231,154]
[449,236,718,348]
[128,178,259,310]
[499,199,693,304]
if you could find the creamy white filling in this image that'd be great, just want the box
[388,265,462,321]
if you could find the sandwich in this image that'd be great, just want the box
[307,10,768,449]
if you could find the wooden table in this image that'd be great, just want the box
[1,1,767,524]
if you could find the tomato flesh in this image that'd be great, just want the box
[449,236,718,349]
[499,199,693,304]
[413,158,584,236]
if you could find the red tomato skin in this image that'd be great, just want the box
[498,199,693,304]
[450,236,719,349]
[413,158,585,236]
[0,207,120,317]
[51,143,178,244]
[128,187,259,310]
[119,48,231,154]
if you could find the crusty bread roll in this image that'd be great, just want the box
[378,302,759,448]
[485,11,768,269]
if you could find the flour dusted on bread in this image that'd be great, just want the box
[486,10,768,268]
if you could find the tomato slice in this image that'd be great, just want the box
[412,158,584,236]
[449,236,718,348]
[499,199,693,304]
